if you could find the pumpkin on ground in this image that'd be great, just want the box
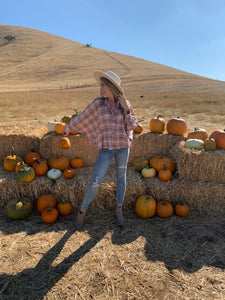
[63,168,75,179]
[47,168,62,180]
[32,158,48,176]
[156,200,174,218]
[166,117,187,136]
[48,155,69,171]
[175,202,190,217]
[185,139,204,150]
[135,195,156,218]
[37,193,57,213]
[141,165,156,178]
[55,122,66,134]
[41,204,59,223]
[6,197,33,219]
[24,150,42,166]
[15,161,28,174]
[150,155,176,173]
[211,129,225,150]
[57,201,73,216]
[204,135,216,151]
[158,164,172,181]
[70,157,84,169]
[187,128,208,141]
[59,137,71,149]
[149,115,165,134]
[133,157,148,172]
[133,124,143,134]
[3,147,23,172]
[17,166,35,182]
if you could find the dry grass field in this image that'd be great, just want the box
[0,25,225,299]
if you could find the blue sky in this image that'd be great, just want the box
[1,0,225,81]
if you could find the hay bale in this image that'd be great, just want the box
[168,141,225,183]
[0,134,40,163]
[40,132,184,167]
[39,133,99,166]
[0,166,145,210]
[144,176,225,210]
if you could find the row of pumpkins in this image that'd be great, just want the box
[6,193,189,223]
[6,194,73,223]
[3,147,84,182]
[49,114,225,151]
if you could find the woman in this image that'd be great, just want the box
[63,70,138,229]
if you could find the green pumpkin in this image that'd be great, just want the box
[133,157,149,171]
[6,197,33,219]
[17,166,35,182]
[61,116,71,124]
[185,139,204,150]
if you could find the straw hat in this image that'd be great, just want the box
[93,70,123,94]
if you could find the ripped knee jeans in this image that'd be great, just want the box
[81,148,130,210]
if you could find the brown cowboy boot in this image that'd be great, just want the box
[75,210,86,229]
[116,205,124,226]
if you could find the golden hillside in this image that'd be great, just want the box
[0,24,225,136]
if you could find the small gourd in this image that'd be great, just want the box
[185,139,204,150]
[47,121,58,132]
[47,169,62,180]
[204,135,216,151]
[141,165,156,178]
[133,157,149,172]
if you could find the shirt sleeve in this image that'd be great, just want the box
[124,106,139,131]
[68,98,99,135]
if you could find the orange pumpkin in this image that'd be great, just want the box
[211,129,225,150]
[158,164,172,181]
[48,155,70,171]
[55,122,66,135]
[59,137,71,149]
[150,155,176,173]
[63,168,75,179]
[32,158,48,176]
[70,157,84,169]
[175,202,190,217]
[57,201,73,216]
[204,135,216,151]
[166,117,187,136]
[24,150,42,166]
[3,147,23,172]
[156,200,173,218]
[37,193,57,213]
[149,115,165,134]
[135,195,156,218]
[133,124,143,134]
[41,204,59,223]
[187,128,208,141]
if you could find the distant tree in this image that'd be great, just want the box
[4,35,16,42]
[85,43,92,48]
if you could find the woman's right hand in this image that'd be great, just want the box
[63,125,71,136]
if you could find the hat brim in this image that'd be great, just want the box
[94,70,124,94]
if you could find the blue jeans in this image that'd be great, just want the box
[81,148,130,210]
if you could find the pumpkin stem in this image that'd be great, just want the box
[33,158,40,164]
[157,114,162,119]
[11,146,15,157]
[48,204,52,212]
[163,164,167,170]
[145,196,149,207]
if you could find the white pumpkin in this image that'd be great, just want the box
[141,166,156,178]
[47,169,62,180]
[47,122,58,132]
[185,139,204,150]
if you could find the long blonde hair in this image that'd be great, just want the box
[100,77,121,100]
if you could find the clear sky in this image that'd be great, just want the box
[1,0,225,81]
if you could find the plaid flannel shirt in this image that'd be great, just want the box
[68,97,138,150]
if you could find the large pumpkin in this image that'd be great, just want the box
[3,147,23,172]
[135,195,156,218]
[48,155,69,171]
[149,115,165,134]
[156,200,173,218]
[17,166,35,182]
[37,193,57,213]
[24,150,42,166]
[41,204,59,223]
[6,197,33,219]
[187,128,208,141]
[150,155,176,173]
[133,157,148,171]
[166,117,187,136]
[211,129,225,150]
